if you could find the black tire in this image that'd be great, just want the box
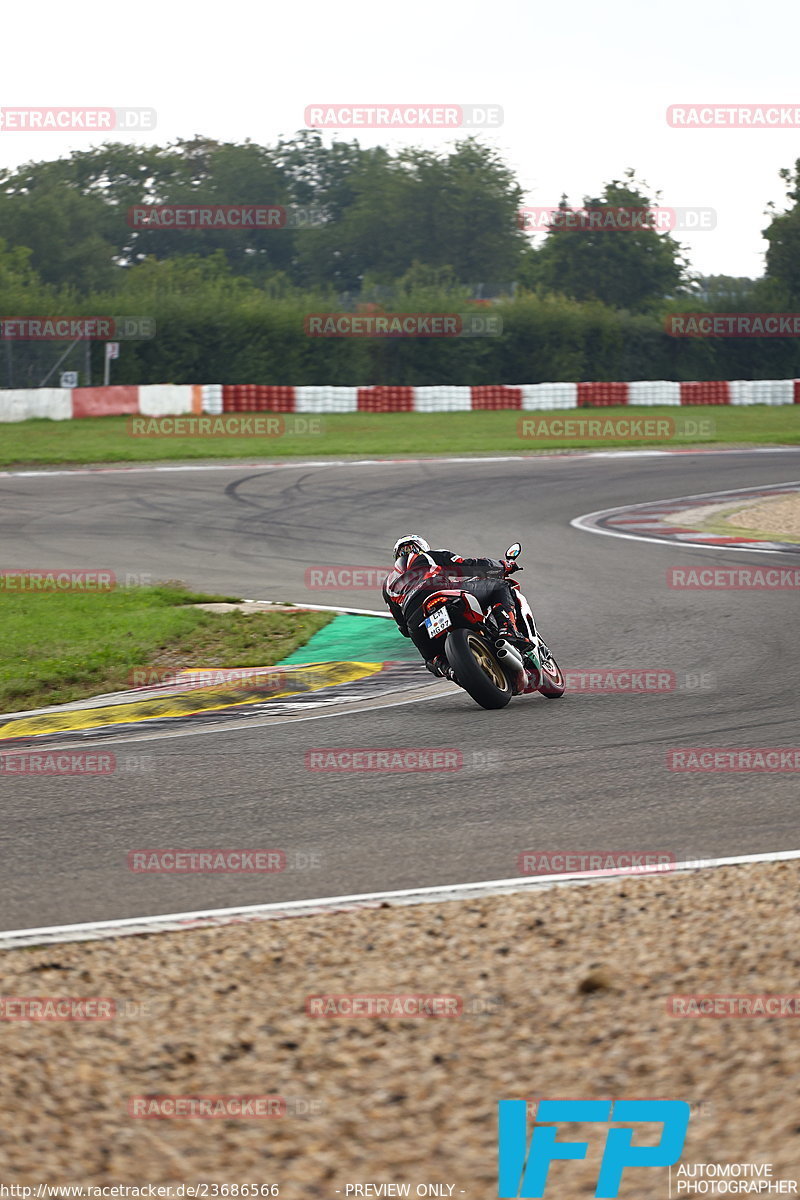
[444,628,512,710]
[538,653,566,699]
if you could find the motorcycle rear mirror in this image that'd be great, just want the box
[505,542,521,559]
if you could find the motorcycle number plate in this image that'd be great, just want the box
[424,607,452,637]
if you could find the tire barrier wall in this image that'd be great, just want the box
[1,379,798,421]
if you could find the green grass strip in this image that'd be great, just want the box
[0,584,332,712]
[1,406,798,467]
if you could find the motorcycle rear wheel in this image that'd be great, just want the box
[445,628,512,710]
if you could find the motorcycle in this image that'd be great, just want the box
[419,542,566,710]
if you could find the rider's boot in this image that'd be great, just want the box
[507,603,556,672]
[425,655,457,683]
[493,603,538,665]
[491,602,520,641]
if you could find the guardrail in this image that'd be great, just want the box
[1,379,799,421]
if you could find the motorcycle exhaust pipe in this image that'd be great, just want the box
[494,640,526,674]
[495,640,527,695]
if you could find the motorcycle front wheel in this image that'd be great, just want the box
[538,653,566,699]
[444,628,512,710]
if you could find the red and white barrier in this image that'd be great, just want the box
[139,385,196,416]
[0,388,73,422]
[212,381,800,412]
[728,379,796,405]
[1,380,799,422]
[521,383,579,409]
[71,386,140,417]
[295,385,359,412]
[627,381,681,406]
[201,383,224,415]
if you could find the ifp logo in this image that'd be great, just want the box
[498,1099,690,1197]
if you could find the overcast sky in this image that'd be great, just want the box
[3,0,799,279]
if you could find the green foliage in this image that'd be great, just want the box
[763,159,800,304]
[529,172,690,311]
[2,139,800,383]
[0,135,524,294]
[695,274,759,304]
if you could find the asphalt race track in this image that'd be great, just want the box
[2,449,799,931]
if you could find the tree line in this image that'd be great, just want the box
[2,134,800,385]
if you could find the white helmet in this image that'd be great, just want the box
[393,533,430,559]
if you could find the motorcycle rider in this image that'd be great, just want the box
[382,533,538,681]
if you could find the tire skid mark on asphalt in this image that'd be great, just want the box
[2,445,800,482]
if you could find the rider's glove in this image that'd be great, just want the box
[503,559,523,574]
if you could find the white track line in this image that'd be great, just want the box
[2,849,799,950]
[2,446,798,480]
[239,599,391,617]
[0,454,652,479]
[572,480,800,555]
[571,516,792,556]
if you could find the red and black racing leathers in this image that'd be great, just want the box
[382,549,519,664]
